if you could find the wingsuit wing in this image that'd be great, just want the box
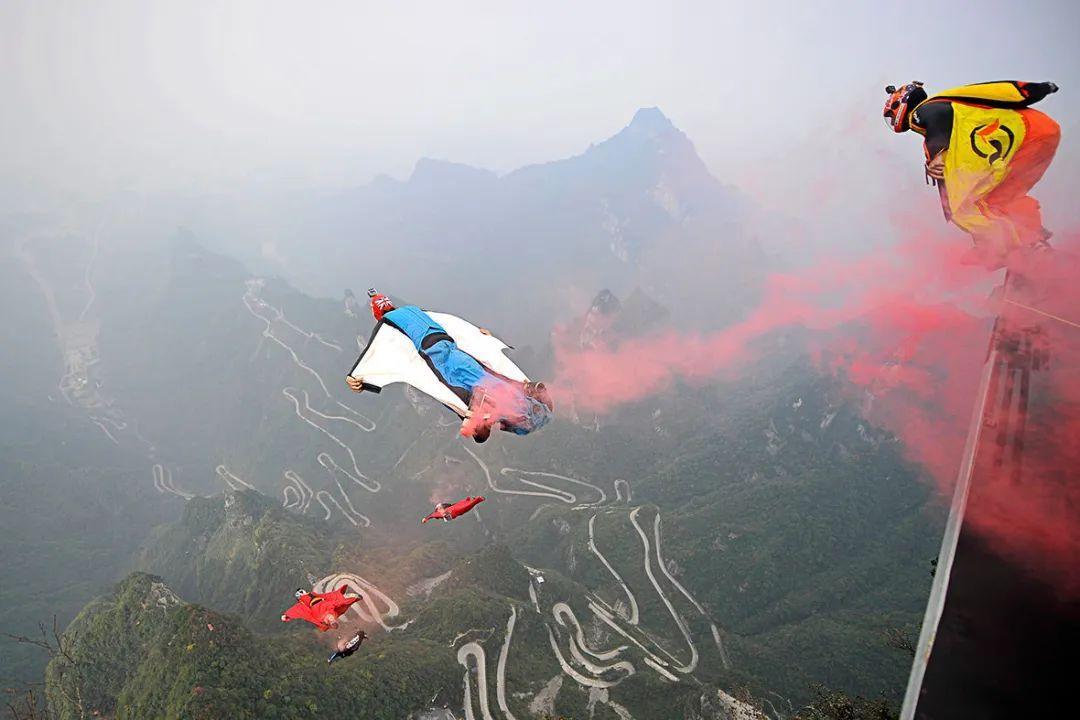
[321,586,360,617]
[281,588,358,629]
[427,313,529,382]
[448,496,485,519]
[929,81,1057,109]
[351,321,470,416]
[282,601,316,623]
[350,311,529,416]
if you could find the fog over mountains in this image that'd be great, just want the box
[179,107,766,340]
[1,109,938,719]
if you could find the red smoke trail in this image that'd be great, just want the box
[960,245,1080,596]
[426,458,476,506]
[459,378,550,442]
[553,231,1080,596]
[554,231,989,415]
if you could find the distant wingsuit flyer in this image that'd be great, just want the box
[422,496,485,523]
[280,587,360,631]
[345,289,554,442]
[883,80,1060,268]
[328,630,367,665]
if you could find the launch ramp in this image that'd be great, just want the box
[902,268,1080,719]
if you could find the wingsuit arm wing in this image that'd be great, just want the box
[350,321,470,416]
[1022,81,1059,104]
[281,602,309,622]
[932,81,1059,109]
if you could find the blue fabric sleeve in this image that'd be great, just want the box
[383,306,489,400]
[382,306,446,350]
[422,339,487,397]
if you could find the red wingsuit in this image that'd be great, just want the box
[422,496,485,523]
[280,586,360,631]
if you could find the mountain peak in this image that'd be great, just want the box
[628,106,674,131]
[408,157,497,186]
[609,106,692,151]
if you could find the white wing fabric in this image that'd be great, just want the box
[349,311,529,417]
[427,312,529,382]
[350,322,469,415]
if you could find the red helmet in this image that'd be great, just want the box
[367,288,395,322]
[883,81,927,133]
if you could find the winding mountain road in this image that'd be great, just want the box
[528,491,734,709]
[462,446,604,506]
[243,280,379,523]
[628,506,698,673]
[152,464,194,499]
[588,514,639,625]
[215,464,256,491]
[457,641,494,720]
[282,388,380,492]
[314,572,408,631]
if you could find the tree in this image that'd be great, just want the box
[883,627,917,658]
[793,686,899,720]
[2,617,84,720]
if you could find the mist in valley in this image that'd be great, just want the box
[2,3,1078,718]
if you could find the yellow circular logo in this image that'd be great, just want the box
[969,120,1016,165]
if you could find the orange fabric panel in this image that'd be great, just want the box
[947,105,1060,256]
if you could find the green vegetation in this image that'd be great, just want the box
[5,230,942,717]
[138,490,338,628]
[793,686,900,720]
[46,573,459,720]
[497,360,940,705]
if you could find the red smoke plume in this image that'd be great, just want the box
[553,231,1080,596]
[426,457,475,506]
[459,379,545,441]
[554,231,990,414]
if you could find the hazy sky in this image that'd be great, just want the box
[3,0,1079,203]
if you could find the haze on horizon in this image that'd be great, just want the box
[3,4,1080,715]
[3,0,1079,216]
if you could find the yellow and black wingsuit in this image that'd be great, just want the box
[910,81,1060,257]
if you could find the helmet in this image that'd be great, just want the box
[294,588,309,599]
[368,289,396,322]
[883,82,927,133]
